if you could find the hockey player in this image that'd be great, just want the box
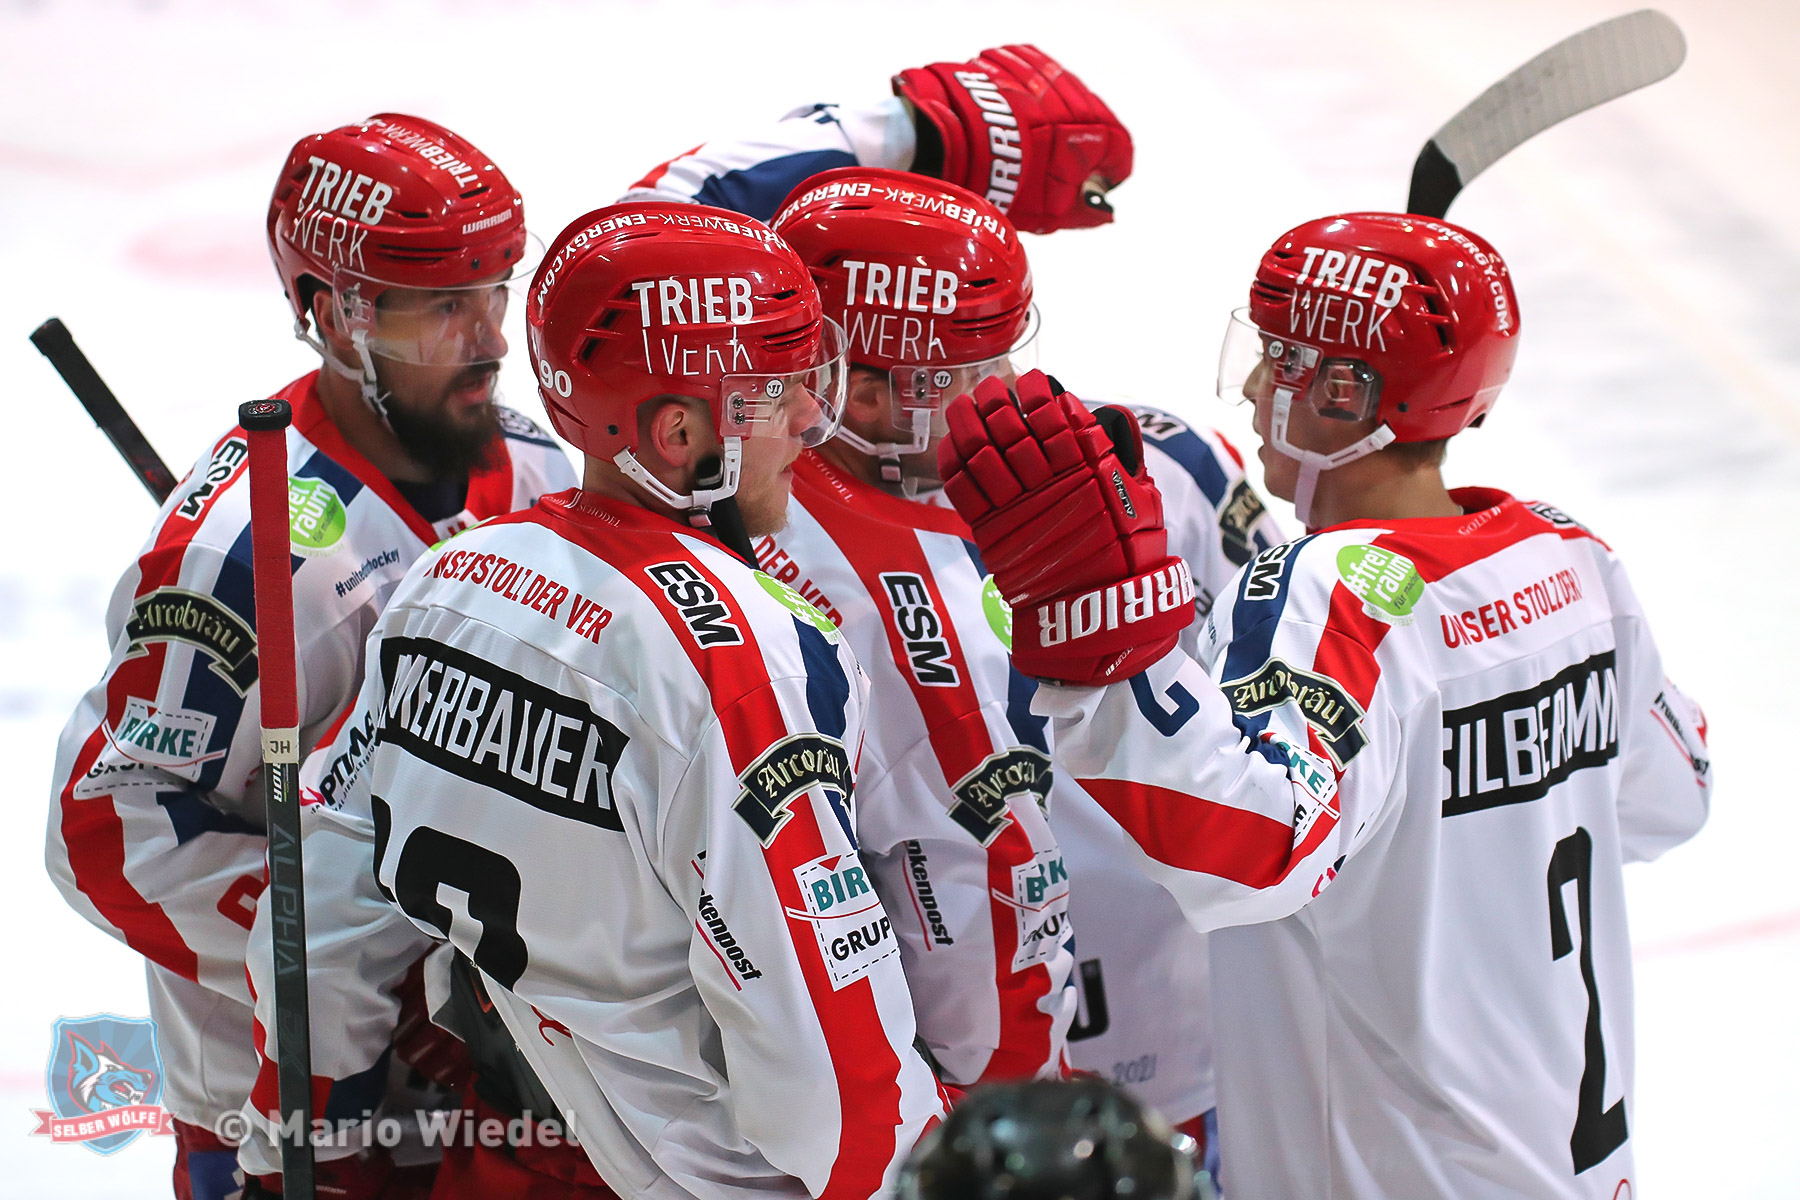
[319,203,946,1198]
[937,213,1712,1199]
[46,114,574,1200]
[624,43,1132,234]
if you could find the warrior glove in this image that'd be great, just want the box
[894,44,1133,234]
[939,371,1194,686]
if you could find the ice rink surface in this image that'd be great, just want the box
[2,0,1795,1194]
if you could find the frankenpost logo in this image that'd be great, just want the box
[29,1015,174,1154]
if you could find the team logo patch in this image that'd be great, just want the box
[1222,657,1369,768]
[787,855,896,990]
[734,733,852,847]
[999,850,1071,972]
[1218,479,1268,567]
[1337,545,1422,624]
[175,437,248,522]
[124,588,257,695]
[753,570,839,641]
[29,1016,173,1154]
[288,477,348,556]
[949,746,1052,846]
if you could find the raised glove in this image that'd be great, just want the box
[894,44,1133,234]
[939,370,1193,685]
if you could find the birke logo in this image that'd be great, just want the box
[788,854,896,990]
[951,70,1024,212]
[1003,850,1071,972]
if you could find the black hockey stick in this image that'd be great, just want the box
[30,317,178,503]
[1407,9,1686,218]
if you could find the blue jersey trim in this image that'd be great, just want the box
[1141,421,1231,509]
[794,616,857,847]
[1217,535,1315,745]
[960,540,1049,754]
[694,149,860,222]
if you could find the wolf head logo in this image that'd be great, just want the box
[66,1033,156,1114]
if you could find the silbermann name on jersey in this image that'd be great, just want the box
[378,636,629,830]
[1441,650,1619,817]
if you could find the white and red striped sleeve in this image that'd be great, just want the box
[1033,530,1415,932]
[618,99,917,221]
[634,550,945,1198]
[46,436,275,1003]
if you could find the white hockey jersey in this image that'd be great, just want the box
[316,491,944,1199]
[1034,489,1711,1199]
[1055,405,1280,1124]
[46,371,573,1122]
[755,452,1076,1087]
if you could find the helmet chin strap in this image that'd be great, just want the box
[294,316,398,432]
[615,438,744,515]
[1270,387,1396,529]
[834,408,932,487]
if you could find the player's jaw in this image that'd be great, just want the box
[732,437,803,538]
[380,358,505,481]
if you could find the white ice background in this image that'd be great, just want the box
[1,0,1795,1195]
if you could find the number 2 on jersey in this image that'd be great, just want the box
[1547,826,1628,1174]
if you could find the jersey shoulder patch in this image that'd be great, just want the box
[496,406,561,448]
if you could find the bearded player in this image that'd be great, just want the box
[939,213,1711,1199]
[46,115,574,1200]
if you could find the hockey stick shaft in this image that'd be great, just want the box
[30,318,178,503]
[1408,9,1686,217]
[240,398,315,1200]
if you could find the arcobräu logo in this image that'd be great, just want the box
[30,1015,174,1154]
[124,588,257,695]
[378,635,630,831]
[787,854,896,990]
[949,747,1052,846]
[734,733,852,846]
[1222,656,1369,769]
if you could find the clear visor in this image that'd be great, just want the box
[329,233,545,368]
[885,305,1044,422]
[719,317,849,449]
[1216,308,1381,421]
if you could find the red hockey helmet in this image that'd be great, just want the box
[1218,212,1520,443]
[527,203,846,506]
[267,114,529,369]
[770,167,1036,464]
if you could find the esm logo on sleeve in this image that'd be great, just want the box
[787,855,897,990]
[646,561,743,648]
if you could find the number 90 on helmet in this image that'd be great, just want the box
[527,203,846,508]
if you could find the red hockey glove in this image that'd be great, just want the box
[392,952,474,1095]
[939,371,1193,685]
[894,44,1133,234]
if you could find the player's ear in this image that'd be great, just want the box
[640,397,716,472]
[845,367,889,427]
